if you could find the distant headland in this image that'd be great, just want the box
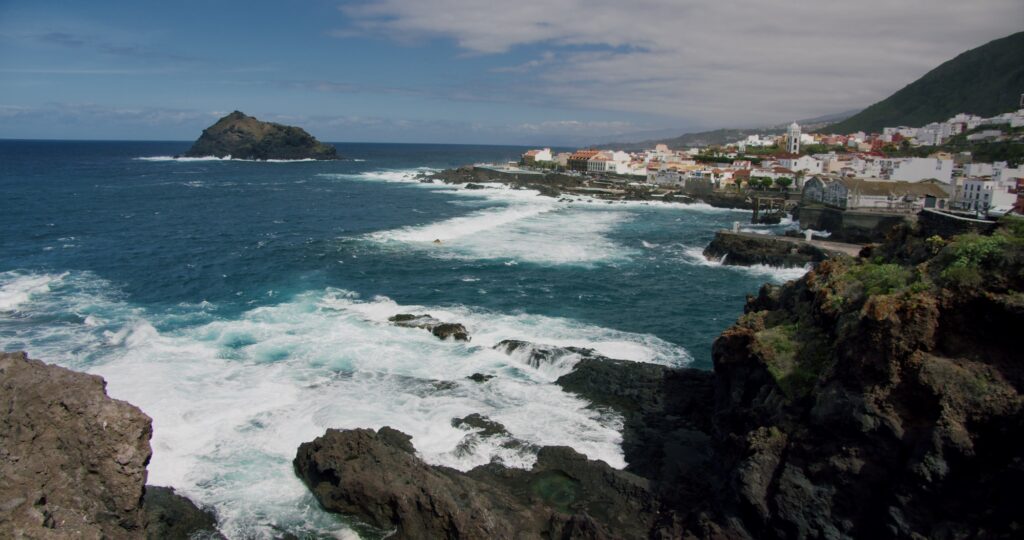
[180,111,339,160]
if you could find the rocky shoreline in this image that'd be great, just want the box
[0,352,223,539]
[424,166,756,210]
[294,217,1023,538]
[6,217,1021,539]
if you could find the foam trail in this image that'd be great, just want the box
[0,272,690,538]
[679,246,810,283]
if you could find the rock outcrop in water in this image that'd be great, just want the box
[182,111,339,160]
[703,230,833,268]
[0,351,222,539]
[389,313,470,341]
[294,427,661,539]
[296,217,1024,539]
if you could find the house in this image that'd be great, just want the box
[522,148,553,165]
[587,152,612,173]
[820,178,950,211]
[958,178,1018,215]
[778,155,823,177]
[879,157,954,184]
[568,150,600,172]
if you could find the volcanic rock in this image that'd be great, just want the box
[493,339,599,368]
[293,427,661,539]
[389,313,470,341]
[703,230,829,267]
[0,351,222,539]
[182,111,338,160]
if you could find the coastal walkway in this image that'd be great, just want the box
[721,230,865,257]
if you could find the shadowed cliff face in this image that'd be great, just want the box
[704,219,1024,538]
[294,218,1023,539]
[183,111,339,160]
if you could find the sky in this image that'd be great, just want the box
[0,1,1021,145]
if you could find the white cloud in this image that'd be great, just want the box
[339,0,1024,127]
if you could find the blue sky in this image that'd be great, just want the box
[1,0,1021,145]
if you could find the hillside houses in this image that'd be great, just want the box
[514,109,1023,217]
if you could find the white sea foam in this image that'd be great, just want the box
[679,245,811,283]
[371,204,634,266]
[0,271,68,311]
[318,168,440,185]
[0,271,690,538]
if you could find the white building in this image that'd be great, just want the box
[786,122,801,154]
[958,178,1016,215]
[993,163,1024,188]
[778,155,823,176]
[880,157,954,184]
[817,178,950,211]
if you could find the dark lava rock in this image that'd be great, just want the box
[467,373,495,383]
[494,339,597,368]
[703,230,828,268]
[451,413,509,438]
[182,111,338,160]
[295,221,1023,539]
[143,486,224,540]
[294,427,661,539]
[389,313,470,341]
[431,322,469,341]
[0,352,222,539]
[464,183,487,190]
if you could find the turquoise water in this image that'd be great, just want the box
[0,141,804,537]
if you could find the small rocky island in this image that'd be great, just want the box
[181,111,339,160]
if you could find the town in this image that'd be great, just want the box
[507,106,1024,232]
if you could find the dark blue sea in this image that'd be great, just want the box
[0,140,804,537]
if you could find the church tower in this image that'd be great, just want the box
[787,122,801,154]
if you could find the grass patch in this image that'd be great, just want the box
[754,323,832,400]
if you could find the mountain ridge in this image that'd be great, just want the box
[827,31,1024,134]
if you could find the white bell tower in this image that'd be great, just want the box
[787,122,801,154]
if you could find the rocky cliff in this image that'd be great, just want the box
[0,351,222,539]
[182,111,339,160]
[295,217,1023,539]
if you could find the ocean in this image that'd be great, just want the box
[0,140,805,538]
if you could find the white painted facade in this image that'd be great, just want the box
[881,157,953,184]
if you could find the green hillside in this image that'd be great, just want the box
[828,31,1024,134]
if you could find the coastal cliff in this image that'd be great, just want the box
[182,111,339,160]
[295,218,1023,538]
[0,352,222,539]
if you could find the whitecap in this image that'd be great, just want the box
[678,245,810,283]
[0,272,691,537]
[0,271,67,311]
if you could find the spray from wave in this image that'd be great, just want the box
[0,271,690,538]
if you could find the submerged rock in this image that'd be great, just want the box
[0,352,223,539]
[466,372,495,383]
[389,313,470,341]
[293,427,660,539]
[182,111,339,160]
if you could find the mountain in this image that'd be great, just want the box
[827,31,1024,134]
[183,111,339,160]
[600,110,859,150]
